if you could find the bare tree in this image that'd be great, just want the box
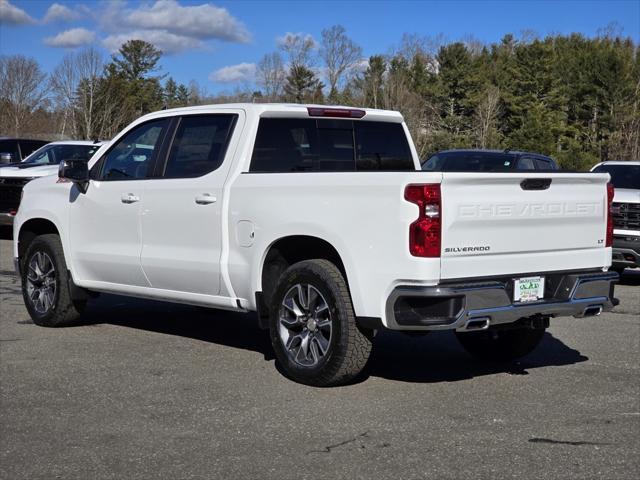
[0,55,48,136]
[320,25,362,101]
[49,54,78,137]
[474,85,501,148]
[257,52,286,100]
[76,48,104,140]
[279,33,316,68]
[49,48,103,139]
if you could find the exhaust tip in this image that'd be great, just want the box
[583,305,603,317]
[464,317,491,331]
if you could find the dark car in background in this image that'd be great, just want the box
[422,149,558,172]
[0,138,49,164]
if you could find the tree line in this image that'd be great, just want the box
[0,27,638,169]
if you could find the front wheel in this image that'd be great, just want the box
[21,234,85,327]
[455,326,545,362]
[269,259,372,386]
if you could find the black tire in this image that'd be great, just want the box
[455,326,545,362]
[21,234,85,327]
[268,259,372,387]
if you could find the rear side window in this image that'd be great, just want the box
[249,118,414,172]
[516,157,536,170]
[164,114,237,178]
[535,158,556,170]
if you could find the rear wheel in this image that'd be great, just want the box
[455,326,545,362]
[21,234,85,327]
[269,259,372,386]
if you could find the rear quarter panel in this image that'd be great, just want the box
[227,172,443,320]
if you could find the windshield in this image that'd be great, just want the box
[422,152,519,172]
[23,144,100,165]
[592,164,640,190]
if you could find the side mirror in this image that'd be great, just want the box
[0,152,14,164]
[59,159,89,193]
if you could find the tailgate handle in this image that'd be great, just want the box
[520,178,552,190]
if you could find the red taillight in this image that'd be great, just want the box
[606,182,614,247]
[404,184,441,257]
[307,107,366,118]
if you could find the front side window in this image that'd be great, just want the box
[163,114,236,178]
[99,119,167,180]
[250,118,414,172]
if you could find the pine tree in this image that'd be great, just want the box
[283,65,323,103]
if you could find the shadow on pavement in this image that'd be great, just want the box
[80,293,588,384]
[365,330,586,383]
[85,293,275,360]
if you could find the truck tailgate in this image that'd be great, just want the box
[440,172,611,279]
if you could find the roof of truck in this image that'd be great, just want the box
[138,103,404,123]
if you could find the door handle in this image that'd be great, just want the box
[121,193,140,204]
[195,194,217,205]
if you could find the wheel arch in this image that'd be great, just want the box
[17,218,61,260]
[257,235,350,315]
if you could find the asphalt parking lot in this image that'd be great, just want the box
[1,235,638,480]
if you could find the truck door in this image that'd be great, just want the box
[69,118,169,287]
[139,111,243,297]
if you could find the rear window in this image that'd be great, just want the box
[249,118,414,172]
[592,164,640,189]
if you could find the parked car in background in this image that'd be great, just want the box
[13,104,617,386]
[591,161,640,274]
[0,140,104,225]
[0,138,48,164]
[422,149,558,171]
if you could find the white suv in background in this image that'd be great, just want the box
[591,161,640,274]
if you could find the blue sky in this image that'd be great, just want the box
[1,0,639,94]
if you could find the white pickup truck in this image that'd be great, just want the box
[13,104,618,386]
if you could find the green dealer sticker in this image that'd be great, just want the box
[514,276,545,302]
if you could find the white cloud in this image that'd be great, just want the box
[125,0,250,43]
[96,1,251,54]
[45,28,95,48]
[0,0,35,25]
[209,62,256,83]
[43,3,80,23]
[103,30,202,55]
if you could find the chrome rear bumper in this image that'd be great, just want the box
[386,270,619,331]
